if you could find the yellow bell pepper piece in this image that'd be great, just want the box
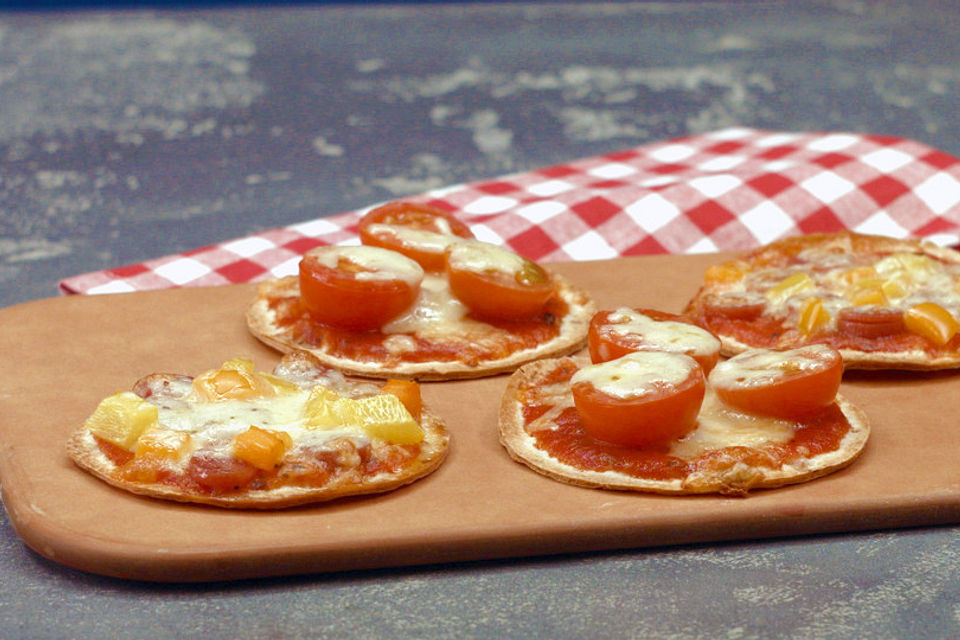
[122,427,193,483]
[874,252,939,280]
[704,261,749,284]
[844,279,888,306]
[304,386,346,429]
[193,358,276,401]
[135,427,192,461]
[85,391,159,451]
[303,386,423,444]
[837,266,877,285]
[880,276,908,301]
[233,426,291,471]
[903,303,959,346]
[798,297,831,336]
[258,372,301,394]
[765,272,814,304]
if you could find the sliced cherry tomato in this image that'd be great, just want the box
[836,306,904,339]
[588,307,721,373]
[445,240,555,321]
[571,351,706,447]
[708,344,843,419]
[298,245,423,331]
[359,201,474,271]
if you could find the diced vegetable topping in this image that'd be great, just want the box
[704,262,749,284]
[233,426,291,471]
[844,279,889,306]
[355,395,424,445]
[304,387,424,444]
[797,297,830,335]
[765,273,814,304]
[85,391,159,450]
[193,358,276,401]
[904,303,959,346]
[135,427,192,461]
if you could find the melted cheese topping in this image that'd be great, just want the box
[570,351,696,399]
[307,245,424,285]
[382,273,472,335]
[447,240,528,275]
[606,307,721,356]
[708,344,832,389]
[668,389,794,458]
[366,223,464,254]
[150,387,372,464]
[524,363,797,459]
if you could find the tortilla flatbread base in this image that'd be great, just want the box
[498,356,870,496]
[68,412,448,509]
[246,273,595,380]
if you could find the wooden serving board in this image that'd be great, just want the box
[2,254,959,583]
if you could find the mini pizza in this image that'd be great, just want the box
[67,351,449,509]
[246,201,595,380]
[684,231,960,370]
[499,311,869,495]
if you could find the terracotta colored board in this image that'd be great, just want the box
[1,254,959,583]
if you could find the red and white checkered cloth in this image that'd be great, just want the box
[59,127,960,296]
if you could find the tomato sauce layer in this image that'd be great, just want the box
[694,312,784,350]
[534,407,691,480]
[524,365,851,482]
[269,290,567,364]
[96,437,421,497]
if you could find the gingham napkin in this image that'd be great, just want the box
[59,127,960,296]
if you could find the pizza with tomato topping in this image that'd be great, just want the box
[499,310,869,495]
[684,231,960,370]
[246,202,595,380]
[67,351,449,509]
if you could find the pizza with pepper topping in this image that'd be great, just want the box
[246,202,595,380]
[684,231,960,370]
[499,309,869,495]
[67,351,449,508]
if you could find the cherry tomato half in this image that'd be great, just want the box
[359,201,474,271]
[588,307,722,373]
[298,245,423,331]
[571,351,706,447]
[446,240,555,321]
[708,344,843,419]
